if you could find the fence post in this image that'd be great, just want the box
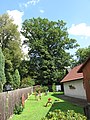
[31,86,33,93]
[22,94,25,108]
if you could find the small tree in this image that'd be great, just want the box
[0,47,6,92]
[5,60,13,85]
[13,69,20,89]
[52,83,56,92]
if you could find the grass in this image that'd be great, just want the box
[9,92,84,120]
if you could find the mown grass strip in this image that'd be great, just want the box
[10,92,84,120]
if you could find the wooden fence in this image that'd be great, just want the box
[0,86,38,120]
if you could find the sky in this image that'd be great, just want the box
[0,0,90,55]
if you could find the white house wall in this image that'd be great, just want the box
[64,79,86,99]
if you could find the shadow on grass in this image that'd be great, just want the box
[45,92,84,117]
[50,101,84,113]
[51,92,64,99]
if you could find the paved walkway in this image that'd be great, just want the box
[59,95,87,107]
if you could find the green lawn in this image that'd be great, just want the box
[9,92,84,120]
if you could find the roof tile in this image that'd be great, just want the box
[61,64,83,83]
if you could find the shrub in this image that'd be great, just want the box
[35,86,42,93]
[0,82,3,92]
[14,96,24,115]
[21,76,35,88]
[52,83,56,92]
[14,104,24,115]
[42,110,87,120]
[13,69,20,89]
[42,86,48,92]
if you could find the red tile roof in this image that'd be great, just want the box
[61,64,83,83]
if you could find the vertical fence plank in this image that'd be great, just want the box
[0,86,36,120]
[0,86,40,120]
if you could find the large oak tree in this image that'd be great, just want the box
[21,17,78,85]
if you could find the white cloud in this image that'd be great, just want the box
[40,9,44,13]
[7,10,28,55]
[23,0,40,8]
[7,10,24,31]
[68,23,90,37]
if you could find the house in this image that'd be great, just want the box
[61,64,86,99]
[78,57,90,103]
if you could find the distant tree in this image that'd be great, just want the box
[0,47,6,92]
[13,69,20,89]
[52,83,56,92]
[74,46,90,66]
[21,17,79,85]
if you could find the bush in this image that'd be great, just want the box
[14,104,24,115]
[52,83,56,92]
[42,86,48,92]
[35,86,48,93]
[42,86,48,95]
[0,82,3,92]
[21,76,35,88]
[42,110,87,120]
[13,69,20,89]
[35,86,42,93]
[14,97,24,115]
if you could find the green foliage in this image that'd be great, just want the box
[52,83,56,92]
[5,60,13,85]
[42,86,48,92]
[14,104,24,115]
[21,17,79,85]
[42,110,87,120]
[35,86,48,93]
[0,47,6,92]
[74,46,90,66]
[21,76,35,88]
[35,86,42,93]
[14,96,24,115]
[0,13,23,87]
[0,81,3,92]
[0,14,21,50]
[10,92,84,120]
[13,69,20,89]
[19,60,29,80]
[6,41,23,70]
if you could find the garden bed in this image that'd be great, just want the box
[9,92,85,120]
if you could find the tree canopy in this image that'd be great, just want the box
[0,13,23,86]
[21,17,79,85]
[0,14,21,50]
[74,46,90,66]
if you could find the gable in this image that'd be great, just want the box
[61,64,83,83]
